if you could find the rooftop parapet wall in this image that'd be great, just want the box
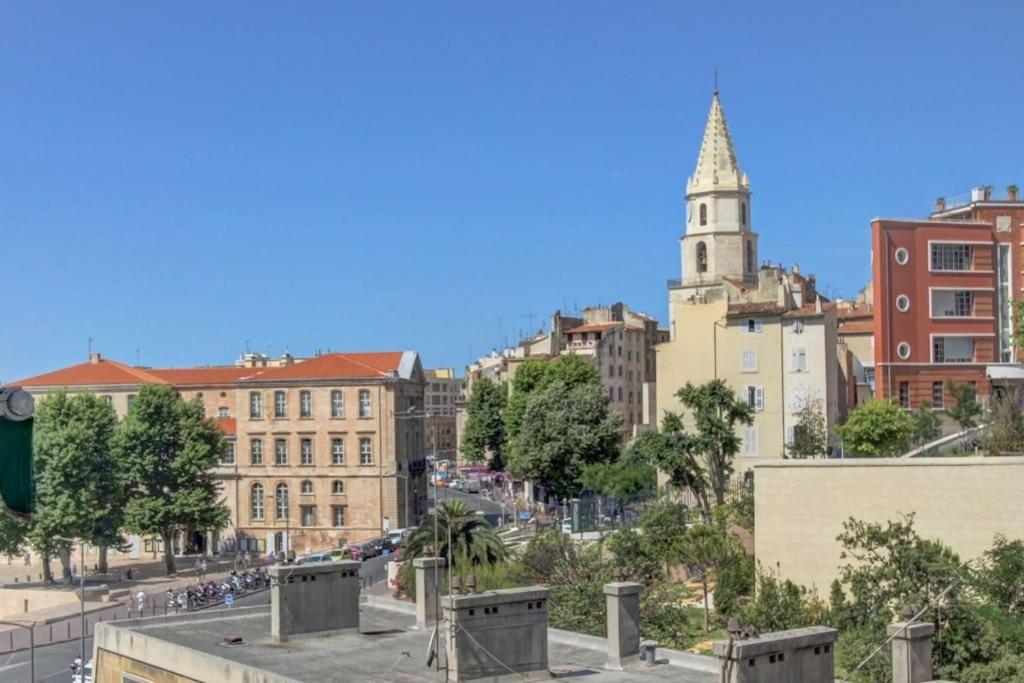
[269,560,360,643]
[713,626,837,683]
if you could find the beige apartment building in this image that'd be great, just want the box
[657,90,839,465]
[17,350,427,558]
[423,368,459,463]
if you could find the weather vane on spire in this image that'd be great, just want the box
[713,67,719,96]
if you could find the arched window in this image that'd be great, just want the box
[300,480,314,495]
[250,483,264,520]
[332,480,345,495]
[275,483,289,520]
[746,239,754,273]
[699,203,708,226]
[696,241,708,273]
[741,202,747,226]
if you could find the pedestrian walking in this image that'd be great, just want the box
[199,557,207,580]
[136,590,146,614]
[243,551,251,569]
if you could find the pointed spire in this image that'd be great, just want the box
[687,91,747,195]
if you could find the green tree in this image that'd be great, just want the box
[507,380,622,500]
[626,412,711,520]
[836,398,915,456]
[787,397,828,458]
[459,378,508,469]
[946,380,983,432]
[504,354,600,448]
[29,391,120,583]
[638,498,690,573]
[985,388,1024,454]
[676,380,754,506]
[678,523,730,632]
[405,500,506,566]
[116,384,230,575]
[714,544,755,620]
[605,526,664,585]
[741,566,825,634]
[974,535,1024,614]
[910,400,942,447]
[579,459,655,516]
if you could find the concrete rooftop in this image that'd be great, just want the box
[97,600,718,682]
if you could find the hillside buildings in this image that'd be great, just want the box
[657,91,840,463]
[872,185,1024,406]
[17,350,428,557]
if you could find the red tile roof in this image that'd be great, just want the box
[240,352,406,382]
[727,302,786,317]
[782,301,836,318]
[839,320,874,334]
[149,367,257,386]
[16,359,169,388]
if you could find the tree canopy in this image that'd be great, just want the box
[836,398,915,456]
[946,381,983,432]
[459,378,507,469]
[405,499,505,566]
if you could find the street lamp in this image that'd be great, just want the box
[54,536,86,673]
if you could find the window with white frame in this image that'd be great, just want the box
[300,479,314,495]
[743,426,758,455]
[746,386,764,412]
[275,483,289,520]
[791,347,807,372]
[300,505,316,527]
[274,390,287,418]
[933,336,973,363]
[930,243,971,271]
[300,438,313,466]
[332,480,344,495]
[331,390,344,418]
[359,437,373,465]
[250,438,263,465]
[218,407,229,418]
[932,290,973,317]
[250,483,264,520]
[300,390,312,418]
[359,390,372,418]
[249,392,263,419]
[331,438,345,465]
[275,439,288,466]
[741,349,758,372]
[745,319,763,334]
[222,441,235,465]
[331,505,346,527]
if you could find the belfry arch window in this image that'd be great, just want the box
[746,239,754,273]
[699,203,708,226]
[741,202,747,226]
[696,241,708,273]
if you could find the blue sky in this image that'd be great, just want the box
[3,1,1022,380]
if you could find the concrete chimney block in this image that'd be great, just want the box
[269,560,360,644]
[603,581,642,670]
[413,557,446,629]
[887,621,935,683]
[714,626,837,683]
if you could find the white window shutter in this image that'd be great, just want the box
[755,386,765,411]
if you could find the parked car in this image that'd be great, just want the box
[327,549,351,561]
[386,529,407,546]
[295,552,332,565]
[347,544,364,561]
[450,479,465,491]
[464,479,481,494]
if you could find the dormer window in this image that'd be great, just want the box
[696,241,708,273]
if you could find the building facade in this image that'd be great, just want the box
[657,90,840,464]
[17,350,428,558]
[872,185,1024,406]
[424,368,460,462]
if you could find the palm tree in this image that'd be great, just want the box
[406,500,506,566]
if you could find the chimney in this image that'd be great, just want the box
[89,352,102,365]
[714,625,837,682]
[603,582,642,670]
[268,560,360,644]
[1009,185,1019,202]
[934,196,946,212]
[888,619,935,683]
[413,557,446,629]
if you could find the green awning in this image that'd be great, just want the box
[0,417,33,516]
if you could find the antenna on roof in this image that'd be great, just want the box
[88,337,93,360]
[713,67,719,95]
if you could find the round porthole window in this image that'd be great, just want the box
[896,295,910,312]
[895,247,909,265]
[897,342,911,360]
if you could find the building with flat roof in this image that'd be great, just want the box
[872,185,1024,407]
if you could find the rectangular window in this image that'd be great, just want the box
[222,441,236,465]
[791,347,807,372]
[275,439,288,466]
[628,391,634,404]
[746,386,765,412]
[608,364,614,377]
[998,243,1012,361]
[932,382,944,408]
[250,438,263,465]
[741,349,758,372]
[274,391,287,418]
[608,387,614,401]
[331,438,345,465]
[301,505,316,528]
[359,390,372,418]
[300,438,313,466]
[746,319,764,334]
[218,407,229,418]
[250,392,263,419]
[743,426,758,455]
[930,243,971,271]
[331,505,346,528]
[300,390,312,418]
[899,382,910,409]
[617,387,623,401]
[331,390,344,418]
[618,365,623,377]
[933,337,974,363]
[359,437,373,465]
[932,290,975,317]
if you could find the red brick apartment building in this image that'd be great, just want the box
[873,185,1024,408]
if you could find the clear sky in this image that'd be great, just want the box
[3,1,1022,381]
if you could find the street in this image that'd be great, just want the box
[431,485,513,528]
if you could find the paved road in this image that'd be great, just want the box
[431,486,513,527]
